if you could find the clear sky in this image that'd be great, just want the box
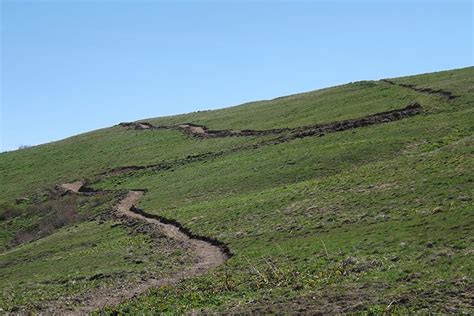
[0,0,472,152]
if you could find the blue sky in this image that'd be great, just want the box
[1,0,472,152]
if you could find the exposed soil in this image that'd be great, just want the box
[49,183,229,313]
[118,102,422,139]
[179,124,207,135]
[288,102,421,138]
[28,103,425,312]
[175,123,288,138]
[102,103,422,180]
[118,122,154,130]
[59,180,84,194]
[381,79,456,100]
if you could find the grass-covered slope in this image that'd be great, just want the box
[0,66,472,313]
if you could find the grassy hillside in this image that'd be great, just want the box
[0,66,472,313]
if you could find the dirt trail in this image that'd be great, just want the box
[55,186,228,313]
[118,122,154,130]
[101,103,423,180]
[179,124,207,135]
[53,103,423,311]
[118,102,422,139]
[381,79,456,100]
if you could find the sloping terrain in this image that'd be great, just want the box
[41,184,228,313]
[0,67,472,313]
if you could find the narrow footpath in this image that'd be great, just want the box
[56,183,228,313]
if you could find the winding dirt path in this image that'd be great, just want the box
[53,102,425,312]
[102,103,424,180]
[58,184,228,313]
[118,102,422,138]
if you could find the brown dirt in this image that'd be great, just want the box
[289,102,421,138]
[381,79,456,100]
[118,102,422,140]
[118,122,154,130]
[49,103,422,311]
[179,124,207,135]
[104,103,422,180]
[50,186,228,313]
[59,181,85,194]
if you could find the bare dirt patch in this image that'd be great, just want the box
[60,180,84,194]
[118,122,154,130]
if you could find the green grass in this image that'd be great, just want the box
[0,219,193,312]
[0,66,472,313]
[146,80,416,130]
[109,125,472,313]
